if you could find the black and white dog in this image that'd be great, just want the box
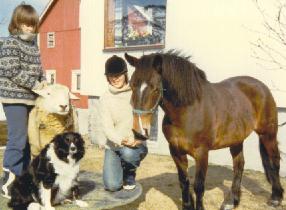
[8,132,88,210]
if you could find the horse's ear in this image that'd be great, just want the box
[124,53,138,67]
[153,54,163,74]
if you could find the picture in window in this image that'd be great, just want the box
[105,0,167,48]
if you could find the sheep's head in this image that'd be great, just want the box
[33,84,79,115]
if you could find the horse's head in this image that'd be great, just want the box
[125,52,163,140]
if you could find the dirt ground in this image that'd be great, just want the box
[0,141,286,210]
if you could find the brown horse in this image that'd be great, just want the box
[125,51,284,210]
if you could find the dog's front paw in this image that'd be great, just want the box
[75,199,89,208]
[45,207,55,210]
[27,202,44,210]
[61,198,73,204]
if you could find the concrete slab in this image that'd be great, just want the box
[0,171,142,210]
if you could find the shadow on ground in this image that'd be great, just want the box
[109,164,280,210]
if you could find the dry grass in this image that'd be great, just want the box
[0,138,286,210]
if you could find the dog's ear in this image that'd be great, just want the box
[53,133,69,159]
[73,132,85,161]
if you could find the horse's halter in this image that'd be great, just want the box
[132,82,164,115]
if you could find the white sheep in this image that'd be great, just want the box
[28,84,79,157]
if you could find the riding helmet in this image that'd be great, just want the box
[105,55,127,76]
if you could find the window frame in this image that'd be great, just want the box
[47,32,55,48]
[45,69,56,84]
[104,0,166,52]
[71,69,81,93]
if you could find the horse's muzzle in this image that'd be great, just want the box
[132,129,148,141]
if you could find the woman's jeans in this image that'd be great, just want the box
[2,104,32,176]
[103,144,148,191]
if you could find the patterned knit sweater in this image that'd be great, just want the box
[0,35,45,105]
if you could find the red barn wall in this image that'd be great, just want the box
[39,0,87,108]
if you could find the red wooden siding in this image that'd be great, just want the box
[39,0,88,108]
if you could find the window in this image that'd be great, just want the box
[45,70,56,84]
[71,70,81,93]
[104,0,167,50]
[76,74,81,91]
[47,32,55,48]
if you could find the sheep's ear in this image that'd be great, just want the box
[33,88,50,98]
[69,92,79,100]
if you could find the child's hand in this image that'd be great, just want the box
[98,145,105,150]
[121,139,142,147]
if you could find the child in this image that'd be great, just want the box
[0,4,46,199]
[99,55,148,191]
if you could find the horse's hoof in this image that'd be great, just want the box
[268,199,281,207]
[182,204,194,210]
[221,204,234,210]
[183,207,193,210]
[182,206,193,210]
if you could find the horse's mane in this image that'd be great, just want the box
[135,50,208,106]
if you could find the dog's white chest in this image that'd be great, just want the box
[47,146,80,194]
[54,164,79,193]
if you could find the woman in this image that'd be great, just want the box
[99,55,148,191]
[0,4,46,199]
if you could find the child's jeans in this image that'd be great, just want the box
[2,103,32,176]
[103,144,148,191]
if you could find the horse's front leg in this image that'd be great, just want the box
[169,145,195,210]
[194,147,209,210]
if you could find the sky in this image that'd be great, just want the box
[0,0,50,37]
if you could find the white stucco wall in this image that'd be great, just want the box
[80,0,286,101]
[80,0,286,174]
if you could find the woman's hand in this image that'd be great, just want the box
[33,80,48,91]
[121,139,142,147]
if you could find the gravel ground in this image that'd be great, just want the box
[0,141,286,210]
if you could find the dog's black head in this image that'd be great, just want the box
[52,132,85,163]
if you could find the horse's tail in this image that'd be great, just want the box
[259,134,284,201]
[250,78,284,202]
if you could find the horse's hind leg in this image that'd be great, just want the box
[223,144,244,210]
[169,145,195,210]
[259,133,284,206]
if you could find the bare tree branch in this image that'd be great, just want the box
[252,0,286,71]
